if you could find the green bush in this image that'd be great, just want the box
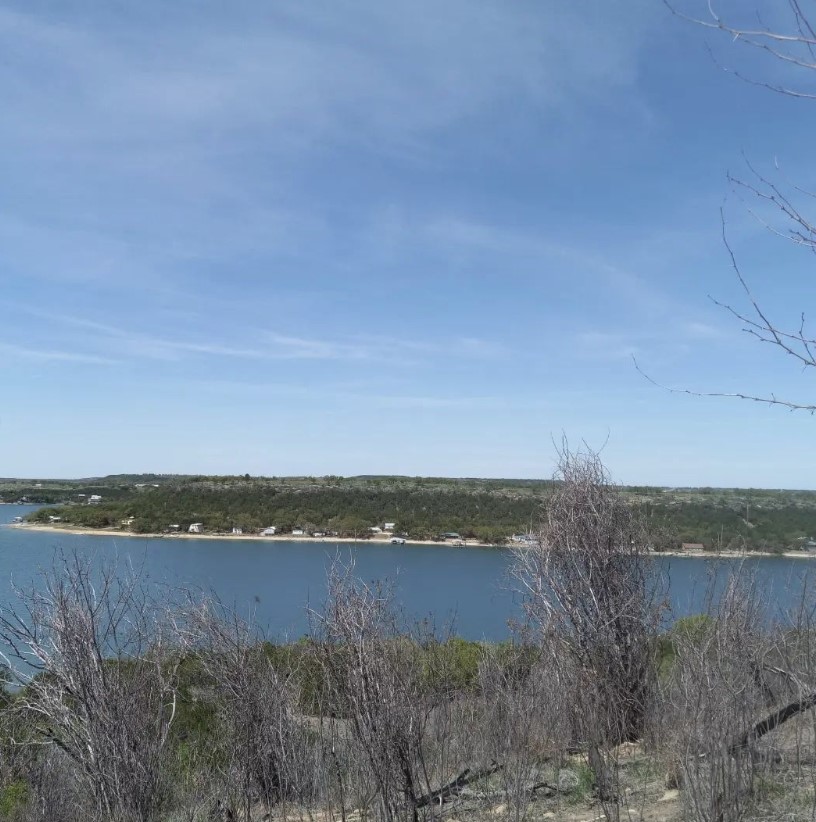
[0,780,28,819]
[658,614,715,676]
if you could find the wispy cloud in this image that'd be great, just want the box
[191,379,548,411]
[12,307,506,367]
[574,318,735,364]
[680,321,727,341]
[413,213,672,313]
[262,334,370,361]
[0,2,653,159]
[0,342,118,365]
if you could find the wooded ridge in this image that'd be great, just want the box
[7,474,816,550]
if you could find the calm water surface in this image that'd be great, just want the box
[1,504,814,640]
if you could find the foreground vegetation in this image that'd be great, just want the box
[11,473,816,550]
[4,452,816,822]
[4,556,816,822]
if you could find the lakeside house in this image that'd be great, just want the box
[232,527,243,535]
[369,526,382,534]
[511,533,537,545]
[292,528,305,536]
[441,532,461,541]
[681,542,705,551]
[383,522,396,531]
[188,523,204,534]
[88,494,102,505]
[261,526,276,536]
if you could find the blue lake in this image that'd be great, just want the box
[1,504,814,641]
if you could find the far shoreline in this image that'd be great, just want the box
[8,523,816,560]
[8,523,496,549]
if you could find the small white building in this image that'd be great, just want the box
[232,527,243,535]
[261,526,276,536]
[292,528,305,536]
[383,522,396,532]
[88,495,103,505]
[168,524,180,531]
[369,526,382,534]
[48,516,62,523]
[188,523,204,534]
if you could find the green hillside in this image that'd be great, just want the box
[11,474,816,550]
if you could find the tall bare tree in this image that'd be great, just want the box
[311,566,432,822]
[476,642,567,822]
[514,446,664,820]
[311,563,504,822]
[659,572,770,822]
[0,553,178,822]
[180,597,314,821]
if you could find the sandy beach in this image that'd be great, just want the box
[9,523,816,559]
[657,548,814,559]
[8,523,495,549]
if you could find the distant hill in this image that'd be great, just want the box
[10,474,816,550]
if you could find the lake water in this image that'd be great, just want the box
[1,504,814,641]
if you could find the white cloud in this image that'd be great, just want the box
[12,307,507,367]
[0,0,660,310]
[191,378,548,411]
[0,1,654,159]
[680,320,727,340]
[574,317,735,365]
[401,213,671,313]
[0,342,118,365]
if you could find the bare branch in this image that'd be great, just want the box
[633,357,816,412]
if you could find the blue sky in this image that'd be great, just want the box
[2,0,816,486]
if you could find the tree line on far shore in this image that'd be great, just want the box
[22,475,816,550]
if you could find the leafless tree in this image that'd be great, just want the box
[651,1,816,411]
[666,1,816,100]
[0,553,178,822]
[311,562,502,822]
[656,564,816,822]
[179,597,317,822]
[475,642,567,822]
[659,571,771,822]
[311,566,433,822]
[514,446,665,821]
